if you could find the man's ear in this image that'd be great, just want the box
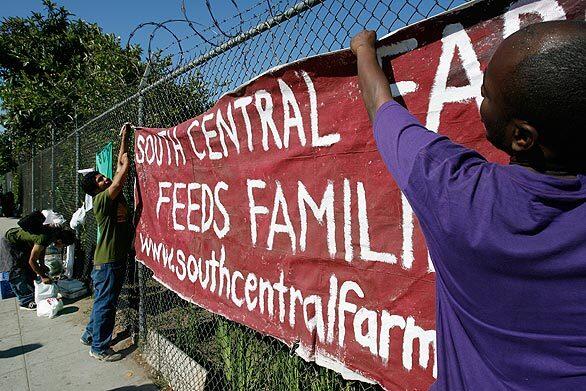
[511,120,538,152]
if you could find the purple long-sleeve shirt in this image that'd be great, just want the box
[374,101,586,390]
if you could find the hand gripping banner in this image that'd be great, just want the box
[134,0,583,388]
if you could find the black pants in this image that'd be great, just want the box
[1,237,34,306]
[9,265,35,306]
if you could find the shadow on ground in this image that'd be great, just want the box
[57,305,79,315]
[0,343,42,358]
[62,293,90,306]
[111,327,132,346]
[118,341,138,359]
[106,385,159,391]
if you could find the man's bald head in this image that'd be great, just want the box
[481,20,585,170]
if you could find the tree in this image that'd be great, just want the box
[0,0,146,168]
[0,132,15,173]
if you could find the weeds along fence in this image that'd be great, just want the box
[15,0,464,389]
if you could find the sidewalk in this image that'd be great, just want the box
[0,217,158,391]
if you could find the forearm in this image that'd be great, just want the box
[117,163,129,186]
[109,162,130,199]
[118,130,129,166]
[29,249,47,277]
[356,46,393,122]
[112,166,129,187]
[29,261,45,277]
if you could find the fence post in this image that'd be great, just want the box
[136,60,151,345]
[51,128,55,210]
[75,129,80,207]
[31,148,34,212]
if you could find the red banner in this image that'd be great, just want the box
[134,0,583,389]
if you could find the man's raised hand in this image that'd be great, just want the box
[119,122,133,137]
[351,30,377,55]
[120,152,129,167]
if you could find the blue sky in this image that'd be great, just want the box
[0,0,462,129]
[0,0,274,130]
[0,0,461,63]
[0,0,266,57]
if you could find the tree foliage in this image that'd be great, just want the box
[0,0,146,169]
[0,133,14,173]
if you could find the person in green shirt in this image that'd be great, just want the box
[80,122,132,362]
[0,221,75,310]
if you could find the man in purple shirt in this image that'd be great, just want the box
[351,21,585,390]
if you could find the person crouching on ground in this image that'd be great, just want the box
[351,21,585,390]
[80,122,132,362]
[0,223,75,310]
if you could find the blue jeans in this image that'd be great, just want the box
[9,266,35,306]
[82,262,126,354]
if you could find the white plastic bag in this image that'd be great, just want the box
[41,210,66,226]
[34,280,58,303]
[84,193,93,212]
[70,206,87,230]
[36,297,63,318]
[64,243,75,278]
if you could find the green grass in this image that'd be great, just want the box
[140,283,382,391]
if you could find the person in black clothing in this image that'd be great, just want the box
[0,213,75,309]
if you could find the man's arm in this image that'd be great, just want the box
[350,30,393,122]
[29,244,51,284]
[108,123,132,200]
[117,122,131,169]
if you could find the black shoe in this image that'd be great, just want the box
[80,336,92,346]
[89,348,122,362]
[19,302,37,311]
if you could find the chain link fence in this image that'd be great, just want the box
[14,0,464,389]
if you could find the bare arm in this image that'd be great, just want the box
[350,30,393,122]
[117,122,131,169]
[109,123,132,200]
[108,152,130,200]
[29,244,51,283]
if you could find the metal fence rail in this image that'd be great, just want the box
[15,0,464,389]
